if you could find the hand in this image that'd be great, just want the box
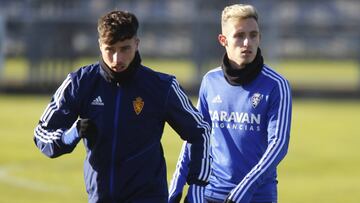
[76,119,97,138]
[76,119,97,147]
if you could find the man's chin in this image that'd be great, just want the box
[111,67,127,72]
[239,55,255,64]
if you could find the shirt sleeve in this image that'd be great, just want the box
[33,74,81,158]
[196,76,211,126]
[165,78,211,185]
[168,142,191,202]
[228,78,292,203]
[168,77,212,201]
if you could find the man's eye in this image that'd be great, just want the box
[235,33,245,39]
[250,33,258,38]
[121,47,131,52]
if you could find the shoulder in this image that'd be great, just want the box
[138,65,176,85]
[202,66,223,82]
[66,62,101,91]
[200,66,223,86]
[260,65,291,88]
[204,66,222,78]
[259,65,292,99]
[70,62,100,80]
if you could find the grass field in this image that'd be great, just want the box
[1,57,360,91]
[0,94,360,203]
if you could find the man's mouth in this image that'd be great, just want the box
[241,50,252,54]
[112,65,126,72]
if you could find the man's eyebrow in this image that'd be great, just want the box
[120,45,131,49]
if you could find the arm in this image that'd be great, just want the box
[168,78,212,203]
[33,75,81,158]
[165,78,211,185]
[168,142,190,203]
[226,79,292,203]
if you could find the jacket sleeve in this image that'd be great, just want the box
[33,74,81,158]
[168,142,190,202]
[165,78,211,185]
[227,79,292,203]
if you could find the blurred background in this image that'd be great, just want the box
[0,1,360,203]
[0,0,359,96]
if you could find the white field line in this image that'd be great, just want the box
[0,167,69,193]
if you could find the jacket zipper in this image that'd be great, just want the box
[110,85,121,200]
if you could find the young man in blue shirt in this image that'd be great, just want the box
[33,10,211,203]
[169,4,292,203]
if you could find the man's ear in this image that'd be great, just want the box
[218,34,227,47]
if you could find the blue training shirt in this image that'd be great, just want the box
[169,64,292,203]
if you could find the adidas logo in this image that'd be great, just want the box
[212,95,222,103]
[91,96,104,106]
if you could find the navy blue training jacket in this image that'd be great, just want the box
[33,54,211,203]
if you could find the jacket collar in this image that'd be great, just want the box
[100,51,141,85]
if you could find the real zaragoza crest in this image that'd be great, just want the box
[251,92,263,108]
[133,97,144,115]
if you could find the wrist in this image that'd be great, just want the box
[62,121,80,145]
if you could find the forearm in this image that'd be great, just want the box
[185,126,211,184]
[166,78,212,184]
[169,142,190,202]
[34,121,80,158]
[226,136,289,203]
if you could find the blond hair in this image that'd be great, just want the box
[221,4,258,25]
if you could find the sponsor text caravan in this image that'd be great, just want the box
[209,110,261,131]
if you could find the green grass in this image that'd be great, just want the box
[270,60,360,90]
[0,94,360,202]
[2,58,359,91]
[0,57,198,87]
[278,99,360,202]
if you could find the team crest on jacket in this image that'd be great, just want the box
[251,92,263,108]
[133,97,144,115]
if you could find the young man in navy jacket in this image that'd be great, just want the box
[34,10,211,203]
[169,4,292,203]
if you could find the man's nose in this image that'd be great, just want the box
[113,52,122,63]
[243,37,249,47]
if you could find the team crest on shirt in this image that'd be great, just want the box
[133,97,144,115]
[250,92,263,108]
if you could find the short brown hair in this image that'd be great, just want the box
[97,10,139,45]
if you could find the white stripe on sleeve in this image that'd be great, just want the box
[40,75,72,126]
[230,67,291,201]
[170,79,211,181]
